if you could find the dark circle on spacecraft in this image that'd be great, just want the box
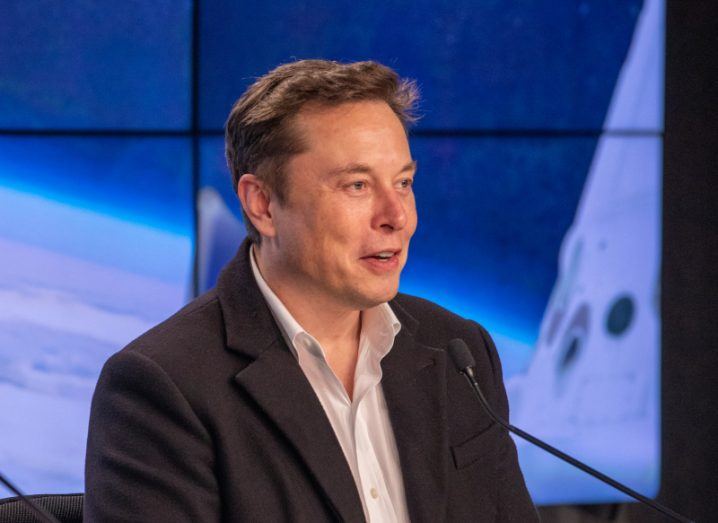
[606,295,634,336]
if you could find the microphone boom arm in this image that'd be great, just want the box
[458,366,693,523]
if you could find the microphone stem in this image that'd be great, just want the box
[460,371,693,523]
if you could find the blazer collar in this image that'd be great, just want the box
[216,240,449,522]
[216,239,280,359]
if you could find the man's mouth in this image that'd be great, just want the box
[359,249,403,273]
[362,249,401,262]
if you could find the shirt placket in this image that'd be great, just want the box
[353,387,397,522]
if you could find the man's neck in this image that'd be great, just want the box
[252,245,362,352]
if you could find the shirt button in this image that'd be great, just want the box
[370,487,379,499]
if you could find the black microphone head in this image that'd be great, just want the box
[448,338,476,372]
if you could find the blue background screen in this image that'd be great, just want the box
[0,0,663,505]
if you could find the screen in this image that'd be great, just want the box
[0,0,663,504]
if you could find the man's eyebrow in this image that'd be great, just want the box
[327,163,373,177]
[401,160,418,174]
[327,160,417,177]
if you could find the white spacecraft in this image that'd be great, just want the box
[505,0,664,503]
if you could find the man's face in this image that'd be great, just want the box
[267,100,417,311]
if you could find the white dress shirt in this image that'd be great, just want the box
[250,248,410,522]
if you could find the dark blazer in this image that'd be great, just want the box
[84,240,538,522]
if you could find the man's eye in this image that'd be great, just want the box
[350,181,366,190]
[399,178,414,188]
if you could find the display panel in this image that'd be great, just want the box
[0,137,194,493]
[0,0,664,506]
[200,0,643,131]
[0,1,191,130]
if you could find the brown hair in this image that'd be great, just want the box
[225,59,419,244]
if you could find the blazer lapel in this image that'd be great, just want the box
[234,344,365,523]
[382,300,450,523]
[216,241,365,523]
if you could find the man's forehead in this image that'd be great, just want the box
[287,100,413,176]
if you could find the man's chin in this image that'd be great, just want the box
[352,284,400,310]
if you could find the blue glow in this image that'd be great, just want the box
[0,137,193,236]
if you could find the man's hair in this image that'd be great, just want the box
[225,59,419,244]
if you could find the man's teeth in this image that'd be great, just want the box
[375,252,393,259]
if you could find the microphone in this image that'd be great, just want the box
[447,338,693,523]
[0,470,60,523]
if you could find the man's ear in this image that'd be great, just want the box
[237,173,277,238]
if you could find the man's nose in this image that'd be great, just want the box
[373,187,408,231]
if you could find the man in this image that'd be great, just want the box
[85,60,538,522]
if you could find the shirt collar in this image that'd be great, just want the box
[249,245,401,359]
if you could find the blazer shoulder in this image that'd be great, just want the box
[391,292,503,387]
[114,289,227,373]
[392,292,483,341]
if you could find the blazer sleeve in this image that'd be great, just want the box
[474,323,540,522]
[84,349,220,522]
